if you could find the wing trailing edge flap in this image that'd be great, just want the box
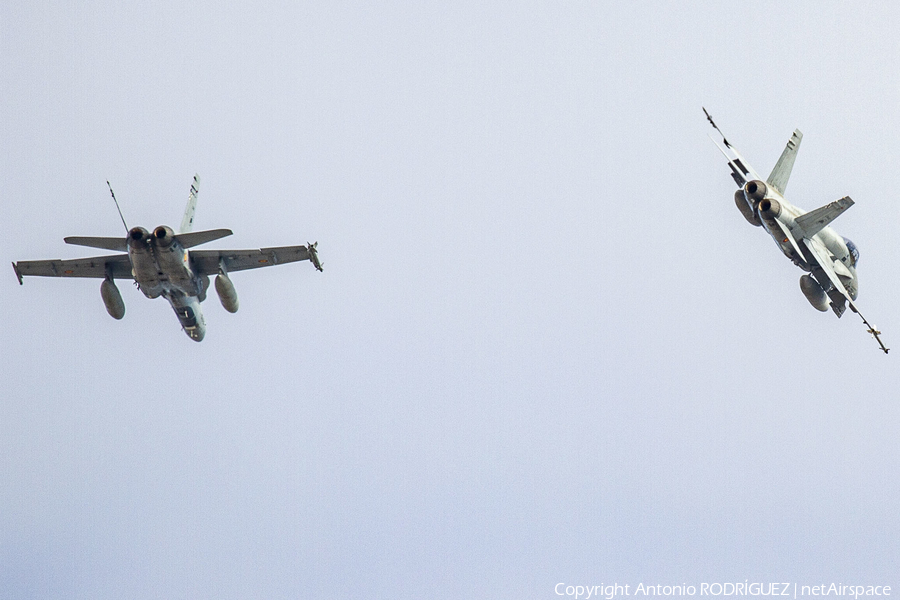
[767,130,803,195]
[703,109,763,187]
[708,134,762,187]
[794,196,854,239]
[176,228,233,248]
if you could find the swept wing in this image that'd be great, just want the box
[190,244,316,274]
[14,242,318,283]
[13,254,131,283]
[704,107,763,186]
[802,234,888,353]
[803,237,854,302]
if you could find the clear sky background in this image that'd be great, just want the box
[2,1,899,598]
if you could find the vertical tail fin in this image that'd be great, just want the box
[767,130,802,195]
[180,174,200,233]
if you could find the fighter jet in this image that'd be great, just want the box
[12,175,322,342]
[704,109,888,353]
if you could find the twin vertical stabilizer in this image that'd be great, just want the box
[767,130,803,195]
[180,174,200,234]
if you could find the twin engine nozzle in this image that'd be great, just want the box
[742,180,781,219]
[129,227,149,244]
[744,180,767,203]
[128,226,176,247]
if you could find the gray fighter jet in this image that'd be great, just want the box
[12,175,322,342]
[705,109,888,353]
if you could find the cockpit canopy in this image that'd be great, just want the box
[843,237,859,266]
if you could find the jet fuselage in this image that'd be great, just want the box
[705,108,885,352]
[128,226,209,341]
[742,182,859,302]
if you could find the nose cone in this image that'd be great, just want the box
[185,326,205,342]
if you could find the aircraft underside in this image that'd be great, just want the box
[13,174,322,342]
[165,291,206,342]
[130,226,210,341]
[704,108,887,353]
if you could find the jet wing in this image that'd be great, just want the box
[704,108,764,187]
[13,254,132,284]
[803,237,853,303]
[190,244,313,274]
[802,236,889,353]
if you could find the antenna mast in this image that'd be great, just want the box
[107,181,128,233]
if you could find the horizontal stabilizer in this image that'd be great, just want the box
[767,129,803,195]
[795,196,854,238]
[176,228,233,248]
[64,236,128,252]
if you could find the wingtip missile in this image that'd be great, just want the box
[867,326,889,354]
[307,242,323,272]
[853,307,889,354]
[703,107,731,147]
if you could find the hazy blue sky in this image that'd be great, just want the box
[2,1,899,597]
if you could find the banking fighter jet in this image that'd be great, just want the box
[13,175,322,341]
[704,109,887,353]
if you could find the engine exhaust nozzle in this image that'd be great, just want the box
[128,227,150,246]
[758,198,782,219]
[744,180,768,203]
[153,226,176,246]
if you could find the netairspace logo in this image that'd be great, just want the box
[553,583,893,600]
